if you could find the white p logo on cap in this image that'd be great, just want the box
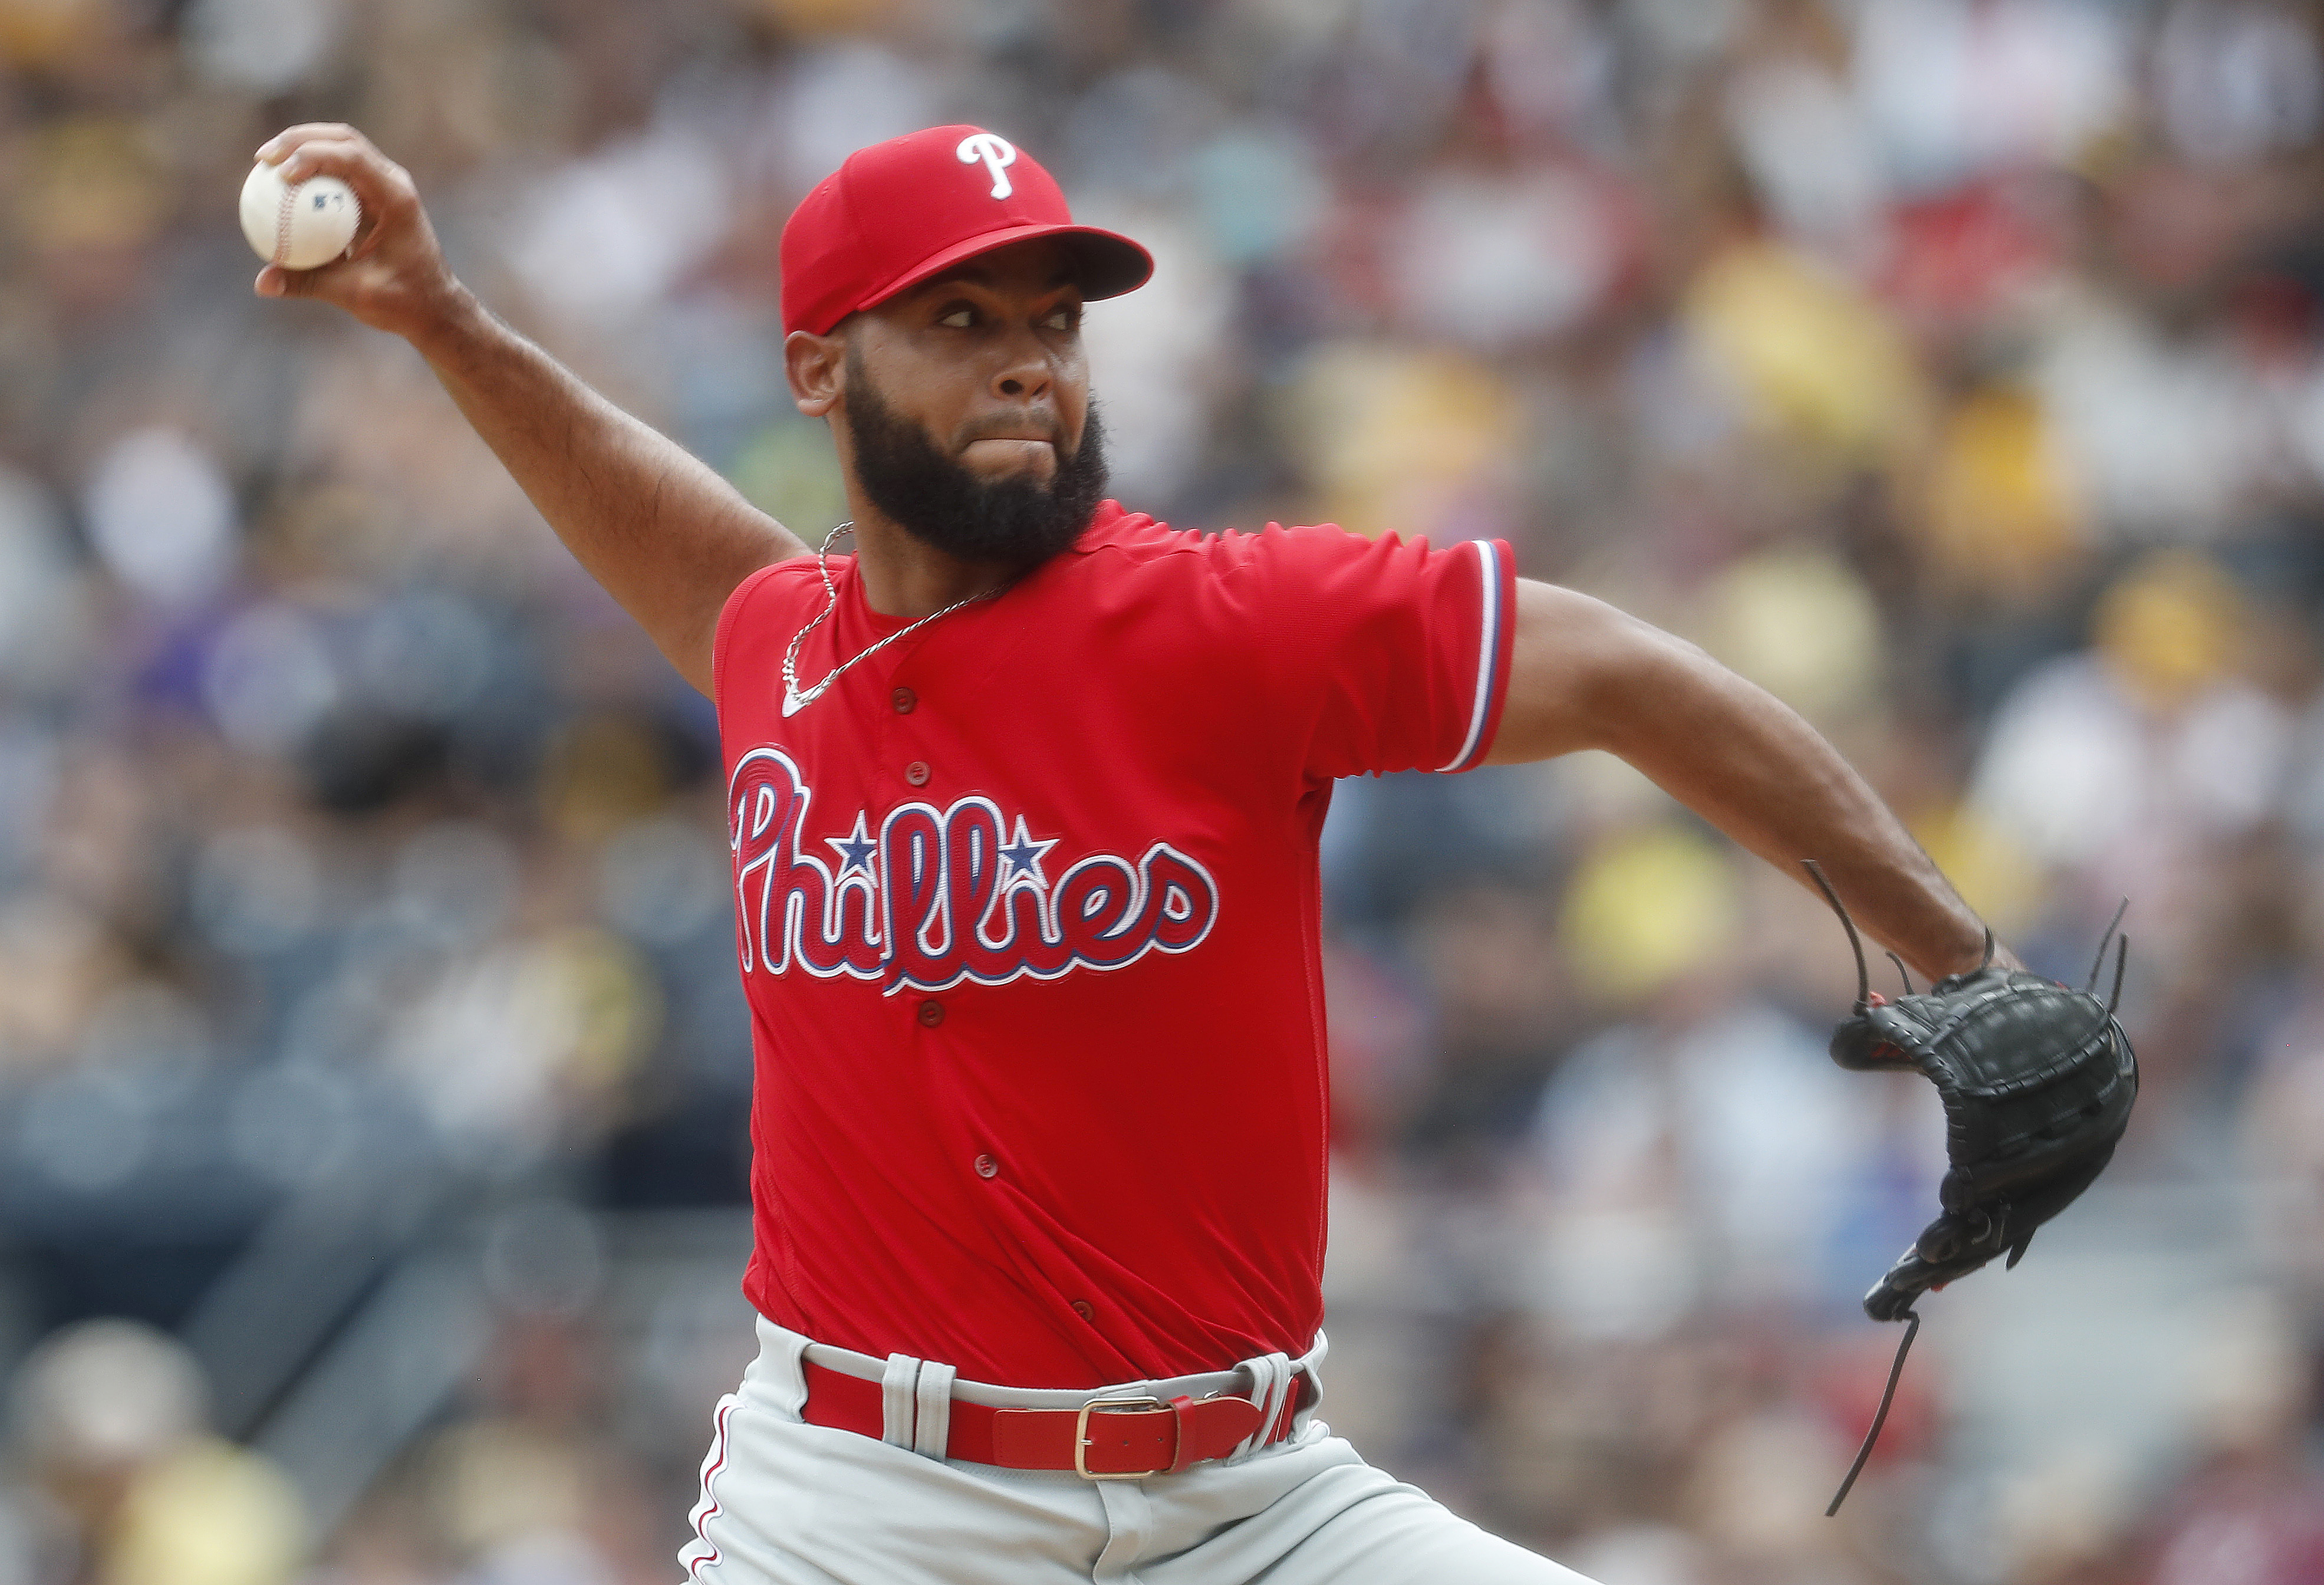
[956,133,1018,200]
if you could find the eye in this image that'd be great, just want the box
[1041,304,1081,333]
[937,304,975,328]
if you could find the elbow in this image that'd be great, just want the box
[1492,583,1710,762]
[1569,609,1718,756]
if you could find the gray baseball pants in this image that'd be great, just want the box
[679,1316,1595,1584]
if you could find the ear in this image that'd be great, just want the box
[786,329,844,417]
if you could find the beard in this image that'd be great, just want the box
[842,350,1109,571]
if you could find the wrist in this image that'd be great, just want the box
[1930,926,2014,980]
[400,276,487,359]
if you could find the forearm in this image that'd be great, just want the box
[1492,583,1999,982]
[407,289,801,691]
[1597,634,1994,981]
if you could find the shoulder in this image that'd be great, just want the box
[1066,504,1382,584]
[1064,501,1209,570]
[727,551,822,609]
[719,553,828,634]
[712,552,819,710]
[1051,511,1482,640]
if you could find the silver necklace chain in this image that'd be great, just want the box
[781,523,1001,718]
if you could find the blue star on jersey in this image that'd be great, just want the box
[827,812,879,879]
[997,815,1056,890]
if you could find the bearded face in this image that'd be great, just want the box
[842,343,1109,572]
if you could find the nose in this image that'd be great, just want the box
[990,327,1054,403]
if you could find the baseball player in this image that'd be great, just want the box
[252,121,2030,1582]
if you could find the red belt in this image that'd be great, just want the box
[801,1360,1308,1478]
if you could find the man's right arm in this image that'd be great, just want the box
[253,124,803,697]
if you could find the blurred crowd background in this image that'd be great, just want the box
[1,0,2322,1581]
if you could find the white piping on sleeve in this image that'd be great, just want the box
[1436,538,1502,772]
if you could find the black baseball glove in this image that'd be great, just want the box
[1803,862,2137,1512]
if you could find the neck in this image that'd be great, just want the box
[842,507,1011,620]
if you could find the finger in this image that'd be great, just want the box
[340,198,393,262]
[271,138,419,231]
[258,246,378,300]
[256,122,364,164]
[273,136,377,186]
[255,262,335,299]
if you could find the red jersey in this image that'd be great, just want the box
[713,502,1515,1387]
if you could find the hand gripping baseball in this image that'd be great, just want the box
[249,125,462,338]
[1801,862,2138,1512]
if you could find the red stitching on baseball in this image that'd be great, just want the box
[273,178,295,267]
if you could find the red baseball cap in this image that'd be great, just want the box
[779,125,1154,337]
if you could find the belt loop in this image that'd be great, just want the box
[880,1353,921,1448]
[760,1318,812,1422]
[1231,1351,1292,1461]
[1164,1395,1201,1474]
[1293,1330,1327,1425]
[912,1359,956,1459]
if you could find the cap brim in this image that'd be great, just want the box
[843,223,1154,330]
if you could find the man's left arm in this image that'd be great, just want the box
[1485,578,2008,982]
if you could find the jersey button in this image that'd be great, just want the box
[1072,1300,1095,1322]
[904,760,931,787]
[973,1153,999,1179]
[891,687,917,715]
[917,999,944,1027]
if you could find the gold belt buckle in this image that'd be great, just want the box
[1073,1393,1164,1480]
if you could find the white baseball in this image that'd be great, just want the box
[239,160,361,271]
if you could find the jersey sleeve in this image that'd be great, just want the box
[1232,525,1516,782]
